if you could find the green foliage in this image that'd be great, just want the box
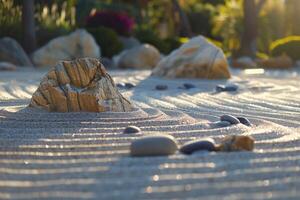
[134,27,185,54]
[36,26,72,47]
[212,0,243,52]
[270,36,300,61]
[87,26,123,58]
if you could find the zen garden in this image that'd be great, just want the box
[0,0,299,199]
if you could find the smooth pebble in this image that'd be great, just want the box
[125,83,135,89]
[237,117,251,126]
[183,83,196,89]
[123,126,141,134]
[216,84,238,92]
[213,121,232,128]
[155,85,168,90]
[220,114,240,125]
[116,83,126,89]
[130,135,178,156]
[180,138,216,154]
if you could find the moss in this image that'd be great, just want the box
[270,36,300,61]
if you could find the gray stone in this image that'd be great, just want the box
[0,37,33,66]
[237,117,251,126]
[117,44,161,69]
[212,121,232,128]
[155,85,168,90]
[220,114,240,125]
[0,62,16,71]
[180,138,216,154]
[123,126,141,134]
[32,29,101,67]
[216,84,238,92]
[101,57,116,69]
[130,135,178,156]
[119,36,141,50]
[183,83,196,89]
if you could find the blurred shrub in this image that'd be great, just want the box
[36,26,72,47]
[134,27,187,54]
[270,36,300,61]
[87,26,123,58]
[86,10,134,36]
[256,52,269,60]
[212,0,243,53]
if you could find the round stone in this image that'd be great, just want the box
[130,135,178,157]
[155,84,168,90]
[237,117,251,126]
[123,126,141,134]
[180,138,216,154]
[212,121,232,128]
[183,83,196,89]
[216,84,238,92]
[220,114,240,125]
[116,83,126,89]
[125,83,135,89]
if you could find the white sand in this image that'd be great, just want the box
[0,67,300,199]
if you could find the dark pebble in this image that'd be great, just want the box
[220,114,240,125]
[155,84,168,90]
[180,138,216,154]
[125,83,135,89]
[116,83,126,89]
[216,84,238,92]
[183,83,196,89]
[123,126,141,134]
[237,117,251,126]
[213,121,232,128]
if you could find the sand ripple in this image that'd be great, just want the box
[0,69,299,199]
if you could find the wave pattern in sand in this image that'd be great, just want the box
[0,69,300,199]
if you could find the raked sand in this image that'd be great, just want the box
[0,67,300,199]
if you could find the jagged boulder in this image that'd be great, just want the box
[29,58,133,112]
[32,29,101,67]
[152,36,230,79]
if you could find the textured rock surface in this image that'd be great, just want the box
[29,58,133,112]
[116,44,161,69]
[152,36,231,79]
[217,135,255,151]
[0,37,33,66]
[32,29,101,67]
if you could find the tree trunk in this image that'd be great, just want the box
[171,0,192,37]
[238,0,257,58]
[22,0,36,54]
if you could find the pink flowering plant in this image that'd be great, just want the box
[86,10,135,36]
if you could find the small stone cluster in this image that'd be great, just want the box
[127,125,255,157]
[29,58,133,112]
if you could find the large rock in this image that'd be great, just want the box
[32,29,101,67]
[0,37,33,66]
[256,54,293,69]
[29,58,133,112]
[116,44,161,69]
[152,36,230,79]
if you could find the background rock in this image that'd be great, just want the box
[0,37,33,66]
[232,56,257,68]
[119,36,141,50]
[256,54,293,69]
[32,29,101,67]
[29,58,133,112]
[0,62,16,71]
[116,44,161,69]
[152,36,230,79]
